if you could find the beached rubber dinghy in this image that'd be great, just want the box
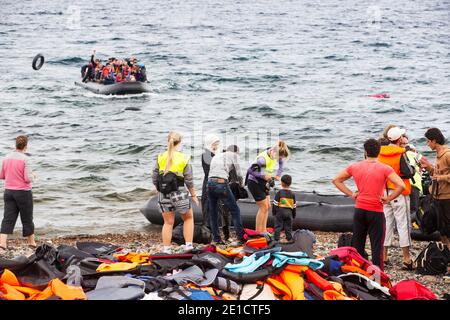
[140,189,437,240]
[141,190,355,232]
[74,81,149,95]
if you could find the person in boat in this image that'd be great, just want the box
[94,62,103,83]
[103,63,116,85]
[82,50,100,83]
[246,140,290,234]
[151,132,199,253]
[332,138,405,270]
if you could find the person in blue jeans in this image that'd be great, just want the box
[207,145,245,245]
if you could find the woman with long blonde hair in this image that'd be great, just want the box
[152,132,199,253]
[246,140,290,233]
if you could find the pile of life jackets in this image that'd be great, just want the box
[0,230,438,300]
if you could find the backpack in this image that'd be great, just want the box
[229,182,249,200]
[157,172,179,195]
[389,280,437,300]
[172,223,212,245]
[415,241,449,275]
[399,153,416,180]
[419,182,440,235]
[337,233,369,259]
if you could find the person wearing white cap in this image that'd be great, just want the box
[378,126,414,270]
[201,134,221,228]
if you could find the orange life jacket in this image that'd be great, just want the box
[378,145,411,195]
[341,265,372,278]
[215,246,245,258]
[266,270,305,300]
[0,269,86,300]
[305,269,334,291]
[266,275,292,299]
[245,237,268,249]
[323,289,354,300]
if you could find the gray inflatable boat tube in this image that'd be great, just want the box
[140,190,355,232]
[75,81,149,95]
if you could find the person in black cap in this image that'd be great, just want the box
[272,174,296,243]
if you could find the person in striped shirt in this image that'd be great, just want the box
[272,175,296,242]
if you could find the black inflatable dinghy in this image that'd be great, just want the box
[75,81,149,95]
[141,190,355,232]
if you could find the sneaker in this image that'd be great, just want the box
[444,271,450,284]
[162,246,172,254]
[181,244,194,252]
[228,239,245,247]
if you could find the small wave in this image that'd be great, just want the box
[124,107,141,111]
[416,79,433,85]
[310,146,359,155]
[241,105,274,113]
[95,188,155,202]
[381,66,396,70]
[374,107,404,114]
[113,144,148,155]
[47,57,85,65]
[77,40,98,45]
[382,76,407,82]
[432,103,450,110]
[18,11,63,16]
[288,146,305,152]
[324,55,348,61]
[366,42,391,48]
[46,111,65,118]
[71,175,109,183]
[33,196,60,204]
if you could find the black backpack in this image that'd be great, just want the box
[337,233,369,259]
[157,172,179,195]
[399,153,416,180]
[419,182,440,235]
[415,242,449,275]
[172,223,212,245]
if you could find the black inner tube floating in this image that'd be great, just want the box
[32,54,45,70]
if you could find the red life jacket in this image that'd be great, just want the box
[329,246,391,288]
[389,280,437,300]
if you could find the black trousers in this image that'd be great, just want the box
[1,189,34,237]
[410,186,420,215]
[274,209,293,241]
[437,199,450,238]
[201,178,210,228]
[352,208,385,270]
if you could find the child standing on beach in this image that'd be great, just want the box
[272,174,296,243]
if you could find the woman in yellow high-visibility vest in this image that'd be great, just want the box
[246,140,290,233]
[151,132,199,254]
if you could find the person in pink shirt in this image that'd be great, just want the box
[332,138,405,270]
[0,136,36,254]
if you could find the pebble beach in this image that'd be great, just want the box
[3,229,448,300]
